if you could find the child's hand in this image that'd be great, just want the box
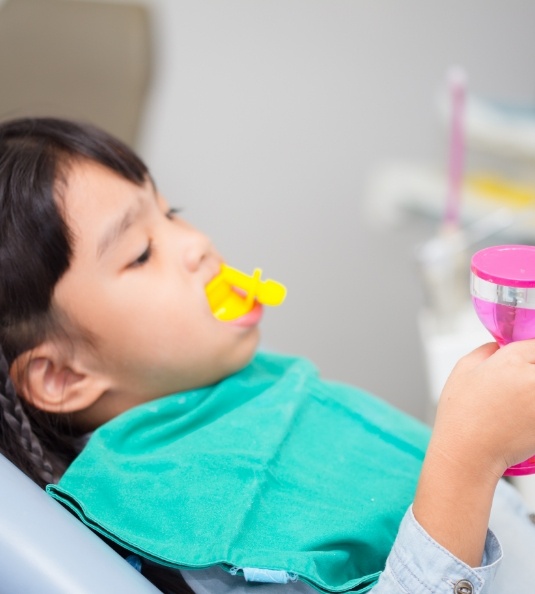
[414,339,535,567]
[432,339,535,480]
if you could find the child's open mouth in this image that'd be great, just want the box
[205,265,286,323]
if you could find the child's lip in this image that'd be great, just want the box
[225,301,263,327]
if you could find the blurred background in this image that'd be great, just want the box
[3,0,535,422]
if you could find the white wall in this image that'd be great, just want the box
[138,0,535,419]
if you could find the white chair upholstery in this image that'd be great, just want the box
[0,454,161,594]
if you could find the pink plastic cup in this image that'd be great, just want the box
[471,244,535,476]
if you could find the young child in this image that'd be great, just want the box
[2,117,535,594]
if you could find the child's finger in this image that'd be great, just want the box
[500,338,535,364]
[455,342,499,369]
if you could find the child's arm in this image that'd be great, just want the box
[414,340,535,567]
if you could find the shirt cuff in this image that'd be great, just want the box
[379,506,502,594]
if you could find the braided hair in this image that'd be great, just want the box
[0,344,54,485]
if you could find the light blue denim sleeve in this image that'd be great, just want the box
[373,505,502,594]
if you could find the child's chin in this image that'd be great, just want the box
[229,337,260,373]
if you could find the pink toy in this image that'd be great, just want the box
[471,244,535,475]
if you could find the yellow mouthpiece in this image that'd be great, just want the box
[205,264,287,321]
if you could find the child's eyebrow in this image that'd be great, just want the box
[96,197,144,260]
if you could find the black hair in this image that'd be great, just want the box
[0,117,194,594]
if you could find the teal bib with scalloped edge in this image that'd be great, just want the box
[47,352,430,593]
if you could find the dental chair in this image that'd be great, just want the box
[0,0,151,147]
[0,453,161,594]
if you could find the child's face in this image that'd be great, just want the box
[53,159,260,425]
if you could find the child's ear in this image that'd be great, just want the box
[10,342,109,414]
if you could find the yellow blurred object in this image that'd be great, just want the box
[206,264,287,321]
[467,174,535,209]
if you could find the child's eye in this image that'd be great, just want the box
[130,241,153,268]
[166,207,181,220]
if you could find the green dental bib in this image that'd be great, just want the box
[47,353,430,593]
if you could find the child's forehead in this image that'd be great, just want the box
[58,160,156,253]
[62,159,153,215]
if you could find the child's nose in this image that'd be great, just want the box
[182,226,215,273]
